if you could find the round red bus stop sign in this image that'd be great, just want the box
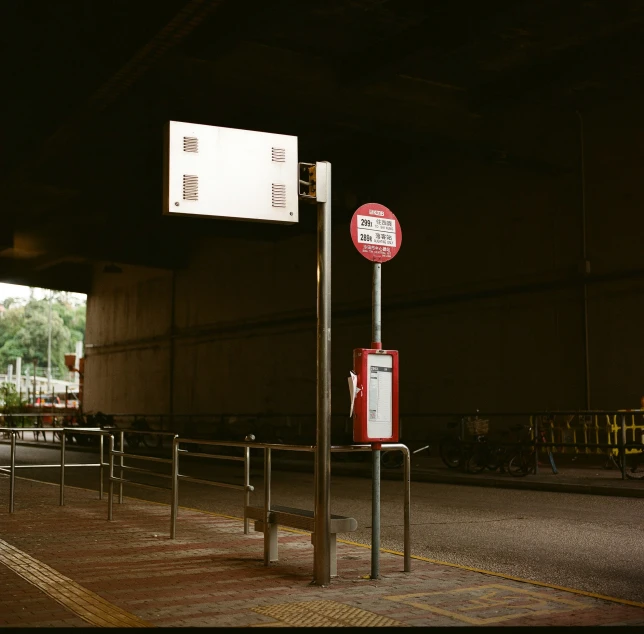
[350,202,401,263]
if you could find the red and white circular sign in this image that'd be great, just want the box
[350,202,401,263]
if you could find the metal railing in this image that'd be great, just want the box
[527,413,638,480]
[43,409,644,462]
[104,433,412,573]
[1,425,412,574]
[170,436,254,534]
[416,411,640,480]
[107,429,179,520]
[170,438,411,572]
[0,426,111,513]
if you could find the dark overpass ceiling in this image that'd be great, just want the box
[2,0,644,293]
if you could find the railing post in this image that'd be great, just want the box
[263,446,271,566]
[620,415,626,480]
[402,445,411,573]
[171,436,179,539]
[244,445,251,534]
[99,433,105,500]
[108,434,114,521]
[59,431,66,506]
[119,430,124,503]
[9,431,16,514]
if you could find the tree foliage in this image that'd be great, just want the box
[0,292,85,377]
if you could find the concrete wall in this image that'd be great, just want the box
[84,267,173,414]
[83,97,644,440]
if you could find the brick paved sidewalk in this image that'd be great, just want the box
[1,478,643,627]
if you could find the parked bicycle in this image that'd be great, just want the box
[609,439,644,480]
[124,417,158,449]
[623,442,644,479]
[506,417,558,477]
[439,415,493,472]
[465,433,509,474]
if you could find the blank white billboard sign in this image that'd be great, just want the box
[163,121,298,224]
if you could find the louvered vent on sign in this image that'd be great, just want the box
[272,184,286,208]
[183,136,199,152]
[183,175,198,201]
[272,147,286,162]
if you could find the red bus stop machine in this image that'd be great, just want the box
[350,348,399,445]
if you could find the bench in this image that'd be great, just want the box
[244,505,358,576]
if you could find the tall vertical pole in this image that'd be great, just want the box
[313,161,332,586]
[9,432,16,514]
[371,262,382,579]
[47,291,52,395]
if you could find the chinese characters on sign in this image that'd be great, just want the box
[350,203,401,263]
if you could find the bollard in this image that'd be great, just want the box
[171,437,179,539]
[9,431,16,513]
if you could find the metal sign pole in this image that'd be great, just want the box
[371,262,382,579]
[313,161,332,586]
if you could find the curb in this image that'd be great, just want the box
[275,458,644,499]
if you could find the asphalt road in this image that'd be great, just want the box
[2,441,643,603]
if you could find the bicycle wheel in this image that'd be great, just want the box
[125,433,142,449]
[484,444,504,472]
[466,446,487,474]
[439,438,461,469]
[624,442,644,480]
[382,451,404,469]
[507,451,531,477]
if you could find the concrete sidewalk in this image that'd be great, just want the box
[1,477,644,628]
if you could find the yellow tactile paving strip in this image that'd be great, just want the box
[0,538,152,628]
[251,599,403,627]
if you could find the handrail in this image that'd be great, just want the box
[107,430,179,520]
[171,437,411,573]
[0,426,111,512]
[2,427,412,574]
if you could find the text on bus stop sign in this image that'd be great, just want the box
[350,202,401,263]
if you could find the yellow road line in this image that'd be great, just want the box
[338,539,644,609]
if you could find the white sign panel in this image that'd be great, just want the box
[163,121,298,224]
[366,353,393,439]
[356,215,397,248]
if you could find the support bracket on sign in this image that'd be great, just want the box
[299,162,317,202]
